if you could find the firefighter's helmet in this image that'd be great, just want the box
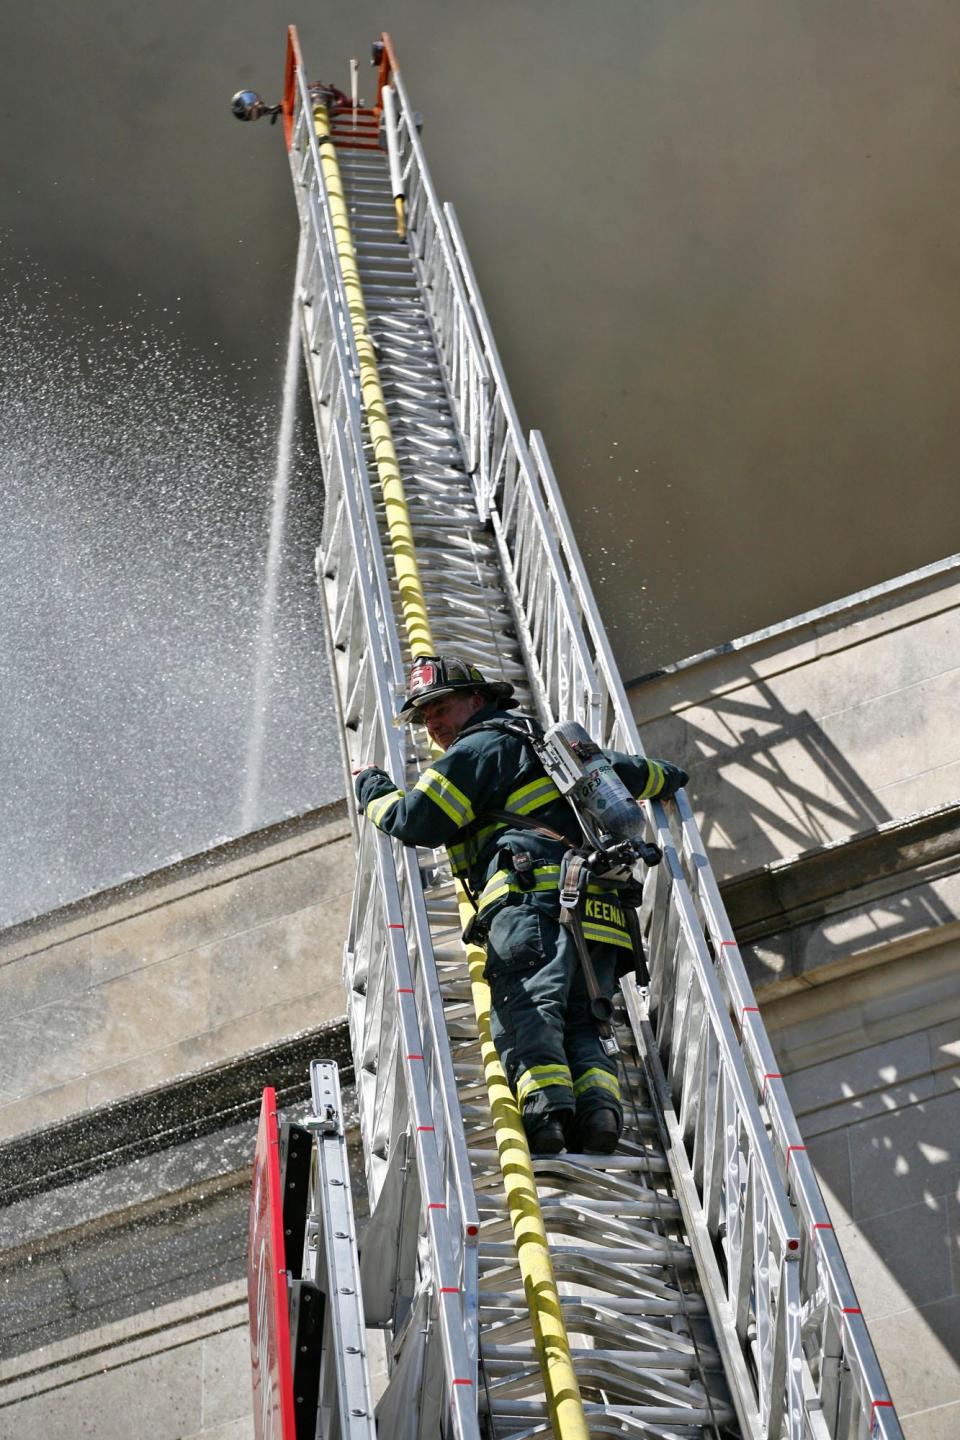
[395,654,514,725]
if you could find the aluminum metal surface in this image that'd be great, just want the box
[282,34,902,1440]
[305,1062,378,1440]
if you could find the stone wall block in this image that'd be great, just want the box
[0,991,108,1106]
[5,1340,205,1440]
[200,1327,255,1430]
[0,1080,91,1144]
[90,948,214,1071]
[632,572,960,876]
[86,827,351,991]
[205,896,348,1033]
[82,989,345,1112]
[929,1019,960,1098]
[823,667,960,797]
[0,932,92,1017]
[805,1127,854,1217]
[867,1295,960,1421]
[846,1090,960,1222]
[832,1197,952,1321]
[785,1031,932,1110]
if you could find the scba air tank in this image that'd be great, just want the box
[542,719,647,843]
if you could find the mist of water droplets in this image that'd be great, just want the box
[0,249,341,928]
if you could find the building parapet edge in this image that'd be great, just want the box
[627,552,960,690]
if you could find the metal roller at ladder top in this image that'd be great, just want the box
[234,27,902,1440]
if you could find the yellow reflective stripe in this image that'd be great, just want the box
[477,864,562,915]
[447,839,469,872]
[505,775,561,815]
[367,788,403,827]
[573,1067,621,1100]
[478,877,512,910]
[581,921,633,951]
[635,760,663,800]
[516,1064,573,1105]
[414,767,475,826]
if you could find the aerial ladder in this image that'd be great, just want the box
[240,29,902,1440]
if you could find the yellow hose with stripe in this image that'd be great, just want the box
[314,105,431,658]
[311,100,589,1440]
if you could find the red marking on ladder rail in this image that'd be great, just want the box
[396,987,414,994]
[427,1202,446,1210]
[741,1005,760,1021]
[417,1125,435,1133]
[440,1286,460,1294]
[786,1145,806,1171]
[388,923,405,930]
[812,1222,833,1240]
[452,1379,473,1387]
[842,1307,862,1315]
[406,1054,423,1061]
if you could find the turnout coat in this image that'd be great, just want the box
[354,700,687,951]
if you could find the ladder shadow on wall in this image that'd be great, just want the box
[671,670,960,1414]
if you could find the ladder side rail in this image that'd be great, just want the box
[532,380,899,1439]
[620,981,772,1440]
[339,754,479,1436]
[372,826,481,1440]
[328,420,482,1301]
[291,82,361,403]
[671,791,904,1440]
[391,211,592,727]
[640,826,805,1440]
[396,843,483,1336]
[295,84,486,1382]
[390,74,492,501]
[307,1061,378,1440]
[292,59,484,1288]
[442,200,632,739]
[439,201,547,526]
[382,88,601,731]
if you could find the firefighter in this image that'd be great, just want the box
[354,655,688,1156]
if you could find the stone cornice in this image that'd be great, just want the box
[722,802,960,940]
[0,1018,351,1210]
[720,803,960,994]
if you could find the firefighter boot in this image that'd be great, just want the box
[524,1112,568,1156]
[569,1106,620,1155]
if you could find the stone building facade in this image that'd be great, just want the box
[0,556,957,1438]
[629,555,960,1440]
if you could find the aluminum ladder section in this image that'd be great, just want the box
[287,50,737,1440]
[284,30,901,1440]
[328,117,739,1440]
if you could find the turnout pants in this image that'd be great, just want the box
[484,899,622,1137]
